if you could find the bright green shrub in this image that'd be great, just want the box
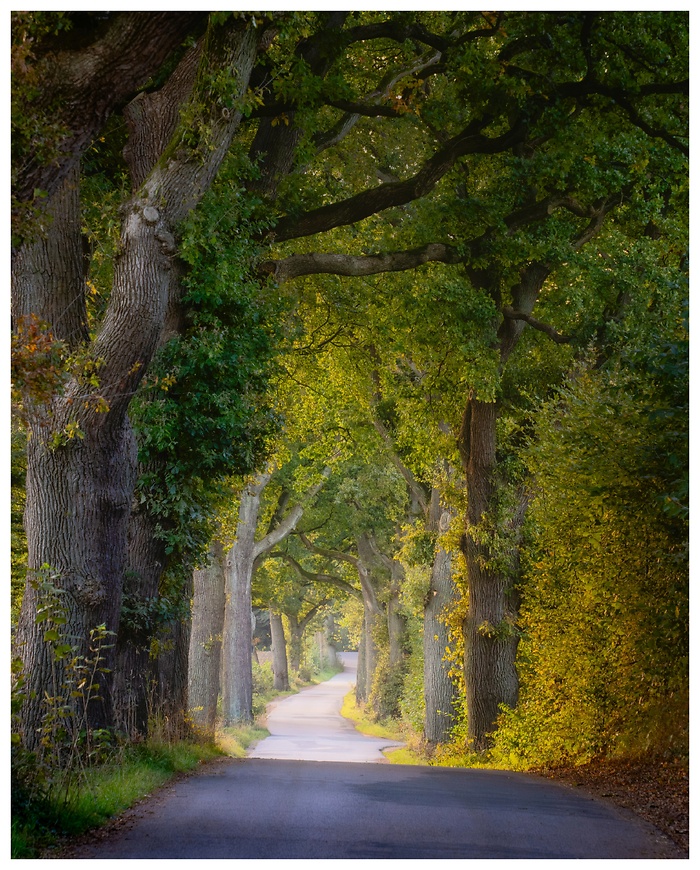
[493,308,688,768]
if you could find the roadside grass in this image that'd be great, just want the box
[12,739,223,859]
[217,722,270,757]
[339,690,504,769]
[14,660,343,858]
[340,689,427,766]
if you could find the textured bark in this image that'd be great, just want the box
[112,503,167,736]
[156,580,193,738]
[13,12,207,216]
[423,493,459,745]
[188,541,226,733]
[459,399,519,751]
[12,17,262,745]
[11,165,88,347]
[270,610,290,691]
[15,417,138,746]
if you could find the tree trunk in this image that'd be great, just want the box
[270,610,290,691]
[222,475,269,724]
[460,398,519,750]
[156,577,193,739]
[356,601,381,705]
[222,466,331,723]
[15,418,138,747]
[423,491,459,744]
[112,493,172,736]
[423,543,459,743]
[188,540,226,734]
[287,614,303,675]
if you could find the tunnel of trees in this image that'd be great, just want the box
[11,9,687,787]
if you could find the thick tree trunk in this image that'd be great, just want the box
[424,492,459,744]
[156,576,193,739]
[15,418,137,747]
[222,475,269,724]
[270,610,290,691]
[112,506,166,737]
[423,542,459,744]
[460,398,519,750]
[188,540,226,734]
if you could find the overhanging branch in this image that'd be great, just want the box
[269,116,529,243]
[260,243,464,283]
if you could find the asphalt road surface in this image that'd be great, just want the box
[248,652,402,762]
[68,654,681,860]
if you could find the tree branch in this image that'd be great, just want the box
[260,243,464,283]
[270,116,529,243]
[12,12,208,212]
[268,551,362,600]
[502,306,570,344]
[253,467,332,559]
[372,416,429,514]
[298,532,358,568]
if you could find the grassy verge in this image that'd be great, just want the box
[12,739,223,859]
[14,660,344,857]
[340,690,428,765]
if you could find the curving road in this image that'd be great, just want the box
[248,651,403,762]
[66,653,681,859]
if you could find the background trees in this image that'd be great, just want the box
[12,11,687,768]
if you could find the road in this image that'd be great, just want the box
[248,652,402,762]
[67,653,681,859]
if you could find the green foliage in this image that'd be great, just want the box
[251,661,275,718]
[12,738,222,858]
[130,152,285,578]
[398,621,426,734]
[14,574,117,778]
[491,300,688,768]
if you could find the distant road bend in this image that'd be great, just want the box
[69,653,681,859]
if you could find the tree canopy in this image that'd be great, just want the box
[11,10,687,779]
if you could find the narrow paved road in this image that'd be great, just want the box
[249,652,402,762]
[67,654,681,859]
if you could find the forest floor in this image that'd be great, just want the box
[536,756,689,856]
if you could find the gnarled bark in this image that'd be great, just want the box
[12,16,262,746]
[188,540,226,734]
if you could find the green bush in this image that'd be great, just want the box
[491,332,688,768]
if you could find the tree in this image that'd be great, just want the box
[12,12,264,744]
[492,284,688,766]
[12,11,687,755]
[188,540,226,735]
[222,465,332,724]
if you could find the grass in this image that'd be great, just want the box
[217,722,270,757]
[339,690,503,768]
[12,739,223,858]
[340,691,429,765]
[13,659,344,858]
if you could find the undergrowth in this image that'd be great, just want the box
[12,738,222,859]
